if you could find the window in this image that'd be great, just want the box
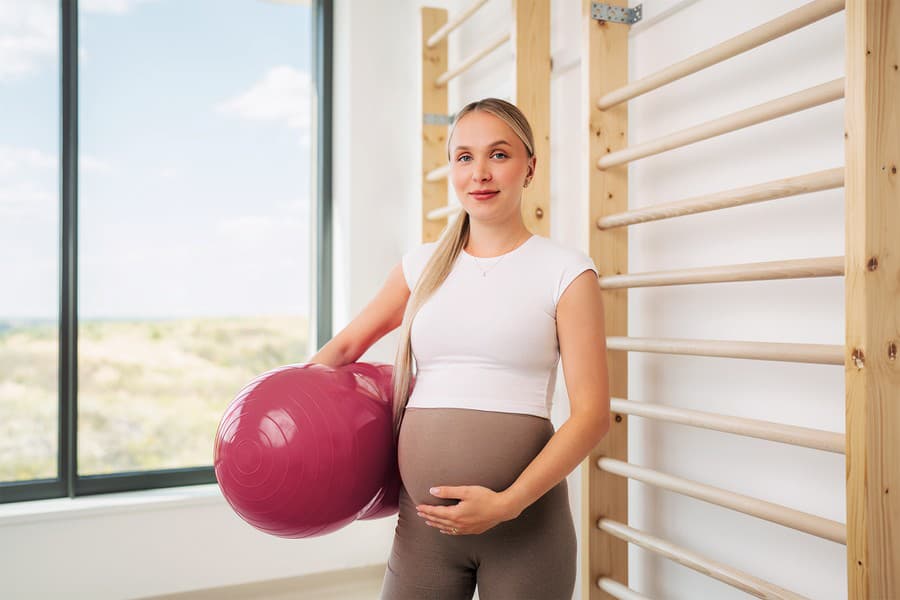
[0,0,61,486]
[0,0,332,503]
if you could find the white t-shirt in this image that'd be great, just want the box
[400,234,599,419]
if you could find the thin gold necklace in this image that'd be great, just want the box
[472,254,506,277]
[468,235,530,277]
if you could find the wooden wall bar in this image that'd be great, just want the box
[583,0,630,597]
[844,0,900,597]
[420,7,449,243]
[512,0,551,237]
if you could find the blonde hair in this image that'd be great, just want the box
[389,98,536,441]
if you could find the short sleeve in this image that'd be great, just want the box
[401,249,416,291]
[554,251,599,307]
[401,242,438,292]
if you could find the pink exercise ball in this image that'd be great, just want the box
[213,361,407,539]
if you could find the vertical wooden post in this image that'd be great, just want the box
[583,0,630,598]
[421,7,449,243]
[844,0,900,597]
[512,0,551,237]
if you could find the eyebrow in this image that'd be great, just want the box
[452,140,513,152]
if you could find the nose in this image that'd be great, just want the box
[471,159,492,182]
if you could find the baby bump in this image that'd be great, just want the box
[397,407,555,508]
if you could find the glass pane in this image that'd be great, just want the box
[0,0,60,483]
[77,0,313,476]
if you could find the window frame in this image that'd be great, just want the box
[0,0,333,504]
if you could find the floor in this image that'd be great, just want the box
[136,563,484,600]
[135,564,389,600]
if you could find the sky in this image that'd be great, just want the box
[0,0,314,320]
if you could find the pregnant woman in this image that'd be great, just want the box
[311,97,610,599]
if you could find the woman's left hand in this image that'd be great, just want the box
[416,485,519,535]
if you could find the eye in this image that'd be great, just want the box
[491,151,508,159]
[456,154,472,162]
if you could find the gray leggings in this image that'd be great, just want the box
[379,407,576,600]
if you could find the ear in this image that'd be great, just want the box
[528,156,536,178]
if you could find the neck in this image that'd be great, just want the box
[464,226,532,257]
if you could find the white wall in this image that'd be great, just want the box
[0,1,847,599]
[626,2,845,598]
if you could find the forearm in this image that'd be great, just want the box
[307,338,351,368]
[500,414,609,518]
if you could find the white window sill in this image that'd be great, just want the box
[0,483,225,527]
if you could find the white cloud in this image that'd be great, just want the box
[0,144,55,220]
[0,145,111,175]
[81,154,112,172]
[80,0,157,15]
[215,214,305,245]
[0,145,112,220]
[0,1,56,81]
[0,181,54,220]
[278,198,310,214]
[0,144,56,177]
[215,65,312,132]
[0,0,157,82]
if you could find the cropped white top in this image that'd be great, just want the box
[400,234,599,419]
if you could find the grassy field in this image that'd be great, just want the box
[0,315,308,482]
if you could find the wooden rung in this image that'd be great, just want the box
[605,336,844,365]
[597,518,811,599]
[611,398,844,454]
[598,457,846,544]
[597,167,844,229]
[597,78,845,169]
[426,0,490,48]
[597,577,653,600]
[597,0,845,109]
[436,30,511,86]
[425,163,451,182]
[425,204,461,221]
[599,256,844,289]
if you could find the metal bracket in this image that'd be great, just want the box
[423,113,455,126]
[591,2,642,25]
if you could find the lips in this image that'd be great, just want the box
[470,191,498,200]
